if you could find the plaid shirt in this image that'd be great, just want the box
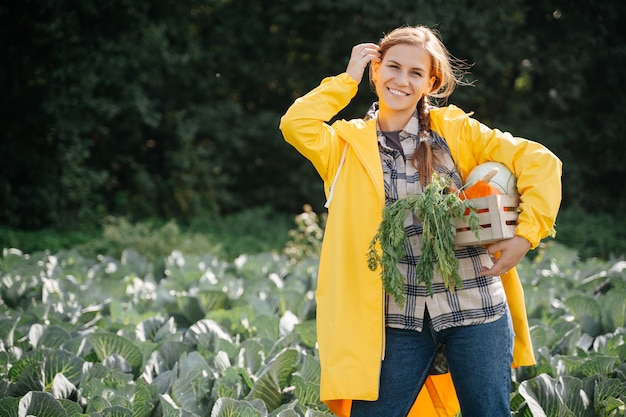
[377,111,507,333]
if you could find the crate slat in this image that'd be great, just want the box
[454,194,520,246]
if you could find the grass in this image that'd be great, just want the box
[0,206,294,262]
[0,204,624,263]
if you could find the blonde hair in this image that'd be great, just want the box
[372,26,469,185]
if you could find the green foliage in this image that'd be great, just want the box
[1,0,625,250]
[511,242,626,416]
[0,208,292,267]
[0,247,331,415]
[188,206,292,261]
[554,204,626,260]
[75,217,218,263]
[0,237,625,415]
[283,205,326,264]
[0,227,97,257]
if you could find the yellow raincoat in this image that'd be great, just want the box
[279,73,562,417]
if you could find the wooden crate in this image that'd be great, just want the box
[454,194,520,246]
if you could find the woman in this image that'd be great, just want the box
[279,25,561,417]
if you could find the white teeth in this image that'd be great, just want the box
[389,88,409,96]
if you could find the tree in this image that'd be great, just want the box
[0,0,624,232]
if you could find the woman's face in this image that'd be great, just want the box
[372,43,435,118]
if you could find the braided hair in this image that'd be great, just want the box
[415,96,434,186]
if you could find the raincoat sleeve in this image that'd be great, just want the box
[431,106,562,249]
[279,73,359,187]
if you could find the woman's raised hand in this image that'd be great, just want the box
[346,43,381,84]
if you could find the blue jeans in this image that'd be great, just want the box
[351,310,514,417]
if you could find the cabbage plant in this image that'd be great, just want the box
[0,242,624,416]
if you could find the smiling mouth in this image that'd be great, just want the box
[388,87,410,97]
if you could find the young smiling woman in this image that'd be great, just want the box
[280,25,562,417]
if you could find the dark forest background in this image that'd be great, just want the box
[1,0,625,258]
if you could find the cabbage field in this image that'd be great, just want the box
[0,239,625,416]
